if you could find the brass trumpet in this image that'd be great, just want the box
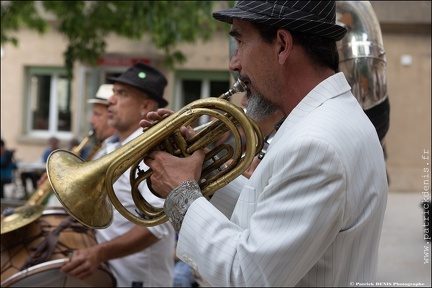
[47,80,264,229]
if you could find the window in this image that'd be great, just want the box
[25,67,72,137]
[174,71,231,127]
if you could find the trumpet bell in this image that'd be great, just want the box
[47,150,113,229]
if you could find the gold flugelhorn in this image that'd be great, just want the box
[1,130,96,234]
[46,80,264,229]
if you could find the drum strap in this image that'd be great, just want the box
[20,216,89,271]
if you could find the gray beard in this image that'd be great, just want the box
[245,92,278,121]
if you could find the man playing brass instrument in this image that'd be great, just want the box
[86,84,118,161]
[60,63,175,287]
[142,1,388,286]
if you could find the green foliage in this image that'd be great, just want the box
[1,1,232,79]
[1,1,47,45]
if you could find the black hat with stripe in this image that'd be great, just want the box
[213,1,347,41]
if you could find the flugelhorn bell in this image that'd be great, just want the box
[47,79,263,229]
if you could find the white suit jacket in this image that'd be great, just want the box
[176,73,388,287]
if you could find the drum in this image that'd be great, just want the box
[1,207,116,287]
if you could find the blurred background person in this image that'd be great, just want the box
[1,139,17,198]
[85,83,118,161]
[20,136,59,197]
[42,136,60,163]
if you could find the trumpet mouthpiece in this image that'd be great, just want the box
[221,79,247,99]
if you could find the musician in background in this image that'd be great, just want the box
[61,63,175,287]
[86,84,118,161]
[142,1,388,286]
[41,137,60,163]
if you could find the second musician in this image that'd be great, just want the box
[60,63,175,287]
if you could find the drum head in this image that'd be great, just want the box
[1,259,115,287]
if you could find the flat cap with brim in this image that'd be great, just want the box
[87,84,114,105]
[108,62,168,108]
[213,0,347,41]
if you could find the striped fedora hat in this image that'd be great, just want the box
[213,0,347,41]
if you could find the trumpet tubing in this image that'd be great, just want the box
[47,80,264,229]
[84,140,103,161]
[25,179,55,206]
[71,130,96,156]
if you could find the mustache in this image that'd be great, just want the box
[238,75,251,87]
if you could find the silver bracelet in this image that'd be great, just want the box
[164,180,202,232]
